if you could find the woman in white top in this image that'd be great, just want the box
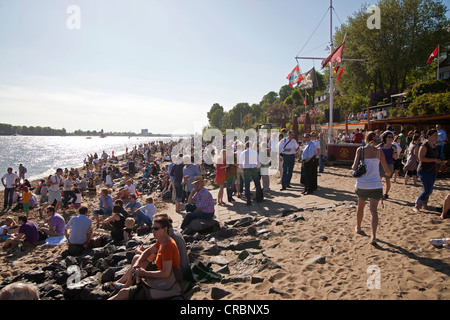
[352,131,391,245]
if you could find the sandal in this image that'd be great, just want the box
[369,237,378,246]
[103,282,122,292]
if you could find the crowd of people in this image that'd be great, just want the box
[0,122,448,299]
[347,108,389,122]
[351,124,448,246]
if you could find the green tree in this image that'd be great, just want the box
[207,103,224,128]
[333,0,449,102]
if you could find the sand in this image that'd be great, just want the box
[0,160,449,300]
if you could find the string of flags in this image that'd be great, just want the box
[287,35,347,87]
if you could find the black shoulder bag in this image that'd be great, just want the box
[352,147,367,178]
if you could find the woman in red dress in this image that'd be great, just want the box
[215,149,228,205]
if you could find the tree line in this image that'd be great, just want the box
[0,123,142,136]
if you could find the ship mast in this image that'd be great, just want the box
[328,0,334,144]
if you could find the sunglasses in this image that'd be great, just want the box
[151,226,163,231]
[386,136,393,138]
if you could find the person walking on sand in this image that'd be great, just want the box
[353,131,390,246]
[378,132,398,199]
[279,130,299,191]
[403,134,420,185]
[300,133,317,195]
[413,129,442,213]
[47,168,64,212]
[2,167,18,211]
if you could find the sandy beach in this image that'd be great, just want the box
[0,158,449,300]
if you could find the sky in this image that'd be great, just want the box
[0,0,384,134]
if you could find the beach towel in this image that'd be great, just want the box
[45,235,67,246]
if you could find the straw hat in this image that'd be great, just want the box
[192,176,205,184]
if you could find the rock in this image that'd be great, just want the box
[64,275,100,300]
[221,275,250,284]
[258,258,282,271]
[184,219,221,235]
[105,251,128,267]
[233,217,255,228]
[251,276,264,284]
[247,226,257,236]
[254,217,271,226]
[211,286,232,300]
[306,255,326,265]
[39,283,64,299]
[234,239,261,251]
[210,255,229,265]
[101,268,116,283]
[21,271,47,283]
[238,250,250,260]
[214,265,230,274]
[80,285,109,300]
[269,286,287,296]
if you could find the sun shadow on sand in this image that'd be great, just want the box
[376,239,450,277]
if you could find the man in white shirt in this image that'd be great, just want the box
[63,172,77,209]
[113,179,136,201]
[2,167,18,210]
[47,168,64,211]
[239,141,263,206]
[278,130,299,190]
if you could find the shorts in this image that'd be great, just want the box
[23,202,30,212]
[355,188,383,201]
[48,190,62,204]
[379,163,394,179]
[393,158,403,171]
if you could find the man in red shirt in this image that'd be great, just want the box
[352,129,364,144]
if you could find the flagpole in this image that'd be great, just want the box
[328,0,334,144]
[437,44,440,80]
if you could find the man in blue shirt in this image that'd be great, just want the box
[301,133,317,195]
[278,130,299,191]
[93,188,114,227]
[436,124,447,161]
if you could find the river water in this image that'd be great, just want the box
[0,135,174,187]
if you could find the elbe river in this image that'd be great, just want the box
[0,135,175,189]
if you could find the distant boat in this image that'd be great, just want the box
[86,136,92,139]
[100,133,106,138]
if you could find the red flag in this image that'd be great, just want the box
[321,42,345,68]
[336,66,345,82]
[286,65,303,87]
[427,46,439,63]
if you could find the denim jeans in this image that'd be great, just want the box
[3,188,14,208]
[135,210,152,227]
[243,168,263,202]
[416,171,436,206]
[281,154,295,187]
[319,155,325,173]
[181,204,214,229]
